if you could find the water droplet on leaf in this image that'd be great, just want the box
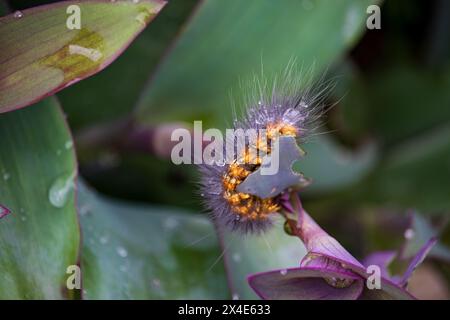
[164,217,179,230]
[65,141,73,150]
[13,11,23,18]
[404,228,415,240]
[324,276,354,288]
[116,246,128,258]
[100,236,109,245]
[48,173,75,208]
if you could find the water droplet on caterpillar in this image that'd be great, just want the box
[79,205,91,216]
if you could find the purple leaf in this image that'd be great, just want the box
[248,267,364,300]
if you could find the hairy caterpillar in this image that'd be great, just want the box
[199,64,331,234]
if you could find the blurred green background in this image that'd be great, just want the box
[4,0,450,299]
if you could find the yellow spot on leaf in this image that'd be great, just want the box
[39,28,105,84]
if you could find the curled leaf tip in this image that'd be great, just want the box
[0,204,11,219]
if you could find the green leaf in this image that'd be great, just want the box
[401,213,450,263]
[0,0,166,113]
[361,124,450,211]
[78,183,229,299]
[297,135,377,194]
[367,62,450,147]
[0,97,80,299]
[136,0,376,126]
[220,220,307,299]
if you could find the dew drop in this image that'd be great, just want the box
[232,293,240,300]
[100,236,109,245]
[280,269,288,276]
[299,101,308,109]
[164,217,179,230]
[116,246,128,258]
[79,205,90,216]
[13,11,23,18]
[48,173,75,208]
[324,277,354,289]
[343,6,359,43]
[232,253,241,263]
[65,140,73,150]
[151,278,161,289]
[404,228,415,240]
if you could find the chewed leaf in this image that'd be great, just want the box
[236,136,309,198]
[0,0,166,113]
